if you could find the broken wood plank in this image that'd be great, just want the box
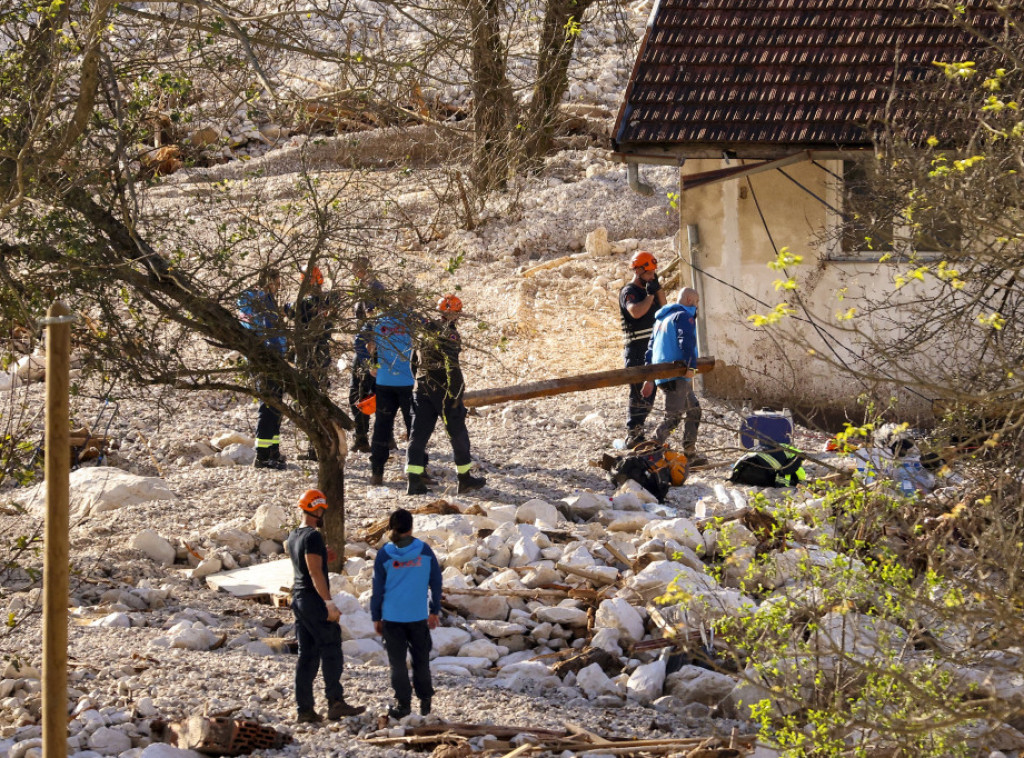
[404,722,570,740]
[556,561,618,586]
[355,500,461,545]
[443,587,569,599]
[463,358,715,408]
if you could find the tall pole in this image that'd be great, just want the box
[42,301,72,758]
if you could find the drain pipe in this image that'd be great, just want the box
[627,162,655,196]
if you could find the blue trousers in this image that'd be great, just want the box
[292,592,344,712]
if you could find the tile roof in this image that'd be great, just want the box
[613,0,1002,158]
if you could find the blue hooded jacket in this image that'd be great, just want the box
[645,303,698,385]
[237,288,287,355]
[370,537,442,623]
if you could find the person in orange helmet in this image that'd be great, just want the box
[284,489,366,723]
[405,294,485,495]
[619,251,667,448]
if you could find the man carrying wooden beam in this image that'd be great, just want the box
[619,251,667,448]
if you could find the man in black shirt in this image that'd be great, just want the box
[619,251,667,448]
[284,489,366,723]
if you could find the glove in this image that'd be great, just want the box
[645,275,662,296]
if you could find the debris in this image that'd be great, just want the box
[168,715,290,755]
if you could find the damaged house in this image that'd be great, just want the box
[612,0,1002,418]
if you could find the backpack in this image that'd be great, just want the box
[729,447,805,488]
[606,442,687,502]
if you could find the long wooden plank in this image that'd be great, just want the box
[463,357,715,409]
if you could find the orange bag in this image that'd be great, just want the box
[355,394,376,415]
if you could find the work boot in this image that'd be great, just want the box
[296,709,322,724]
[254,452,287,470]
[388,702,411,720]
[406,473,431,495]
[419,698,432,716]
[421,469,438,485]
[625,429,645,449]
[327,699,366,720]
[684,448,709,467]
[369,472,384,486]
[457,472,486,494]
[351,436,371,453]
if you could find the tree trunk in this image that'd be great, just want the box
[468,0,516,191]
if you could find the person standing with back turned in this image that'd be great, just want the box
[285,489,366,723]
[371,508,442,720]
[619,251,667,448]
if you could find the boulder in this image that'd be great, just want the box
[447,593,510,620]
[210,526,256,554]
[87,727,132,756]
[595,597,645,644]
[590,627,623,656]
[559,491,611,520]
[517,499,563,527]
[605,511,653,532]
[585,227,611,257]
[474,620,528,638]
[131,529,176,566]
[643,518,704,553]
[91,613,131,628]
[252,504,290,541]
[577,662,614,698]
[20,466,177,518]
[220,443,255,466]
[343,638,387,665]
[414,514,476,544]
[190,555,222,579]
[534,606,589,626]
[616,479,659,504]
[340,610,376,640]
[431,655,492,673]
[510,535,543,567]
[458,639,503,662]
[665,665,736,705]
[627,659,666,703]
[14,350,45,383]
[431,626,473,656]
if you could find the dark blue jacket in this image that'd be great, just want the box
[238,288,287,355]
[645,303,698,385]
[372,315,414,386]
[370,537,442,623]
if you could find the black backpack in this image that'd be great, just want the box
[606,443,672,502]
[729,447,804,488]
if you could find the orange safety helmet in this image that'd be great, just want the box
[304,266,324,286]
[355,394,377,415]
[630,251,657,272]
[298,488,328,513]
[437,294,463,313]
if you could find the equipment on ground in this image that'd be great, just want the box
[739,408,793,450]
[355,394,377,415]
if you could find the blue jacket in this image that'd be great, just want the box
[372,315,414,386]
[238,288,287,355]
[370,537,442,623]
[645,303,698,385]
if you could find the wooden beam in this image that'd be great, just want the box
[463,358,715,409]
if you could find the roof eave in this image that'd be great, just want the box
[612,142,874,164]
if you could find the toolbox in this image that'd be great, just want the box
[740,408,794,450]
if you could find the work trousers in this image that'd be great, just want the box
[292,592,344,713]
[370,384,413,474]
[348,366,374,443]
[653,379,702,448]
[255,378,283,456]
[381,620,434,706]
[625,342,655,431]
[407,386,471,472]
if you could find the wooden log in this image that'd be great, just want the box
[463,358,715,409]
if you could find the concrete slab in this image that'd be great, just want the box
[205,558,293,597]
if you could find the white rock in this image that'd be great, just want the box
[665,665,736,705]
[510,535,542,568]
[595,598,644,644]
[244,641,276,657]
[14,350,45,382]
[517,499,563,526]
[627,659,666,703]
[611,491,644,511]
[210,431,252,449]
[617,479,659,504]
[431,627,473,656]
[431,656,492,673]
[19,467,177,518]
[252,504,290,541]
[534,607,589,626]
[458,639,502,662]
[576,662,614,698]
[343,638,387,664]
[586,227,611,257]
[210,526,255,554]
[131,530,176,566]
[259,539,281,556]
[87,726,131,755]
[168,627,220,651]
[447,593,510,620]
[590,627,623,656]
[606,511,652,532]
[190,556,222,580]
[134,697,158,718]
[91,613,131,628]
[642,518,704,552]
[559,491,611,519]
[340,610,376,640]
[414,514,475,543]
[220,443,255,466]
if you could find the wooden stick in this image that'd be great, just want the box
[556,562,619,586]
[444,587,569,599]
[464,358,715,408]
[43,302,72,758]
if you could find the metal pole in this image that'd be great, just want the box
[42,301,72,758]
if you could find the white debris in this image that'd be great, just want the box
[131,530,176,565]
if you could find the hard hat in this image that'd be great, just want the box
[298,488,328,513]
[437,294,463,313]
[630,251,657,272]
[355,394,376,415]
[304,266,324,286]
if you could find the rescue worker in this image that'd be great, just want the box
[371,508,442,719]
[288,265,335,461]
[285,489,366,723]
[405,295,485,495]
[368,286,416,486]
[238,268,288,470]
[619,251,667,448]
[641,287,707,466]
[348,256,384,453]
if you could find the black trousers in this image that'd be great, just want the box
[370,384,413,474]
[407,386,471,471]
[348,366,374,442]
[292,592,344,712]
[255,378,283,455]
[624,343,655,431]
[381,619,434,706]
